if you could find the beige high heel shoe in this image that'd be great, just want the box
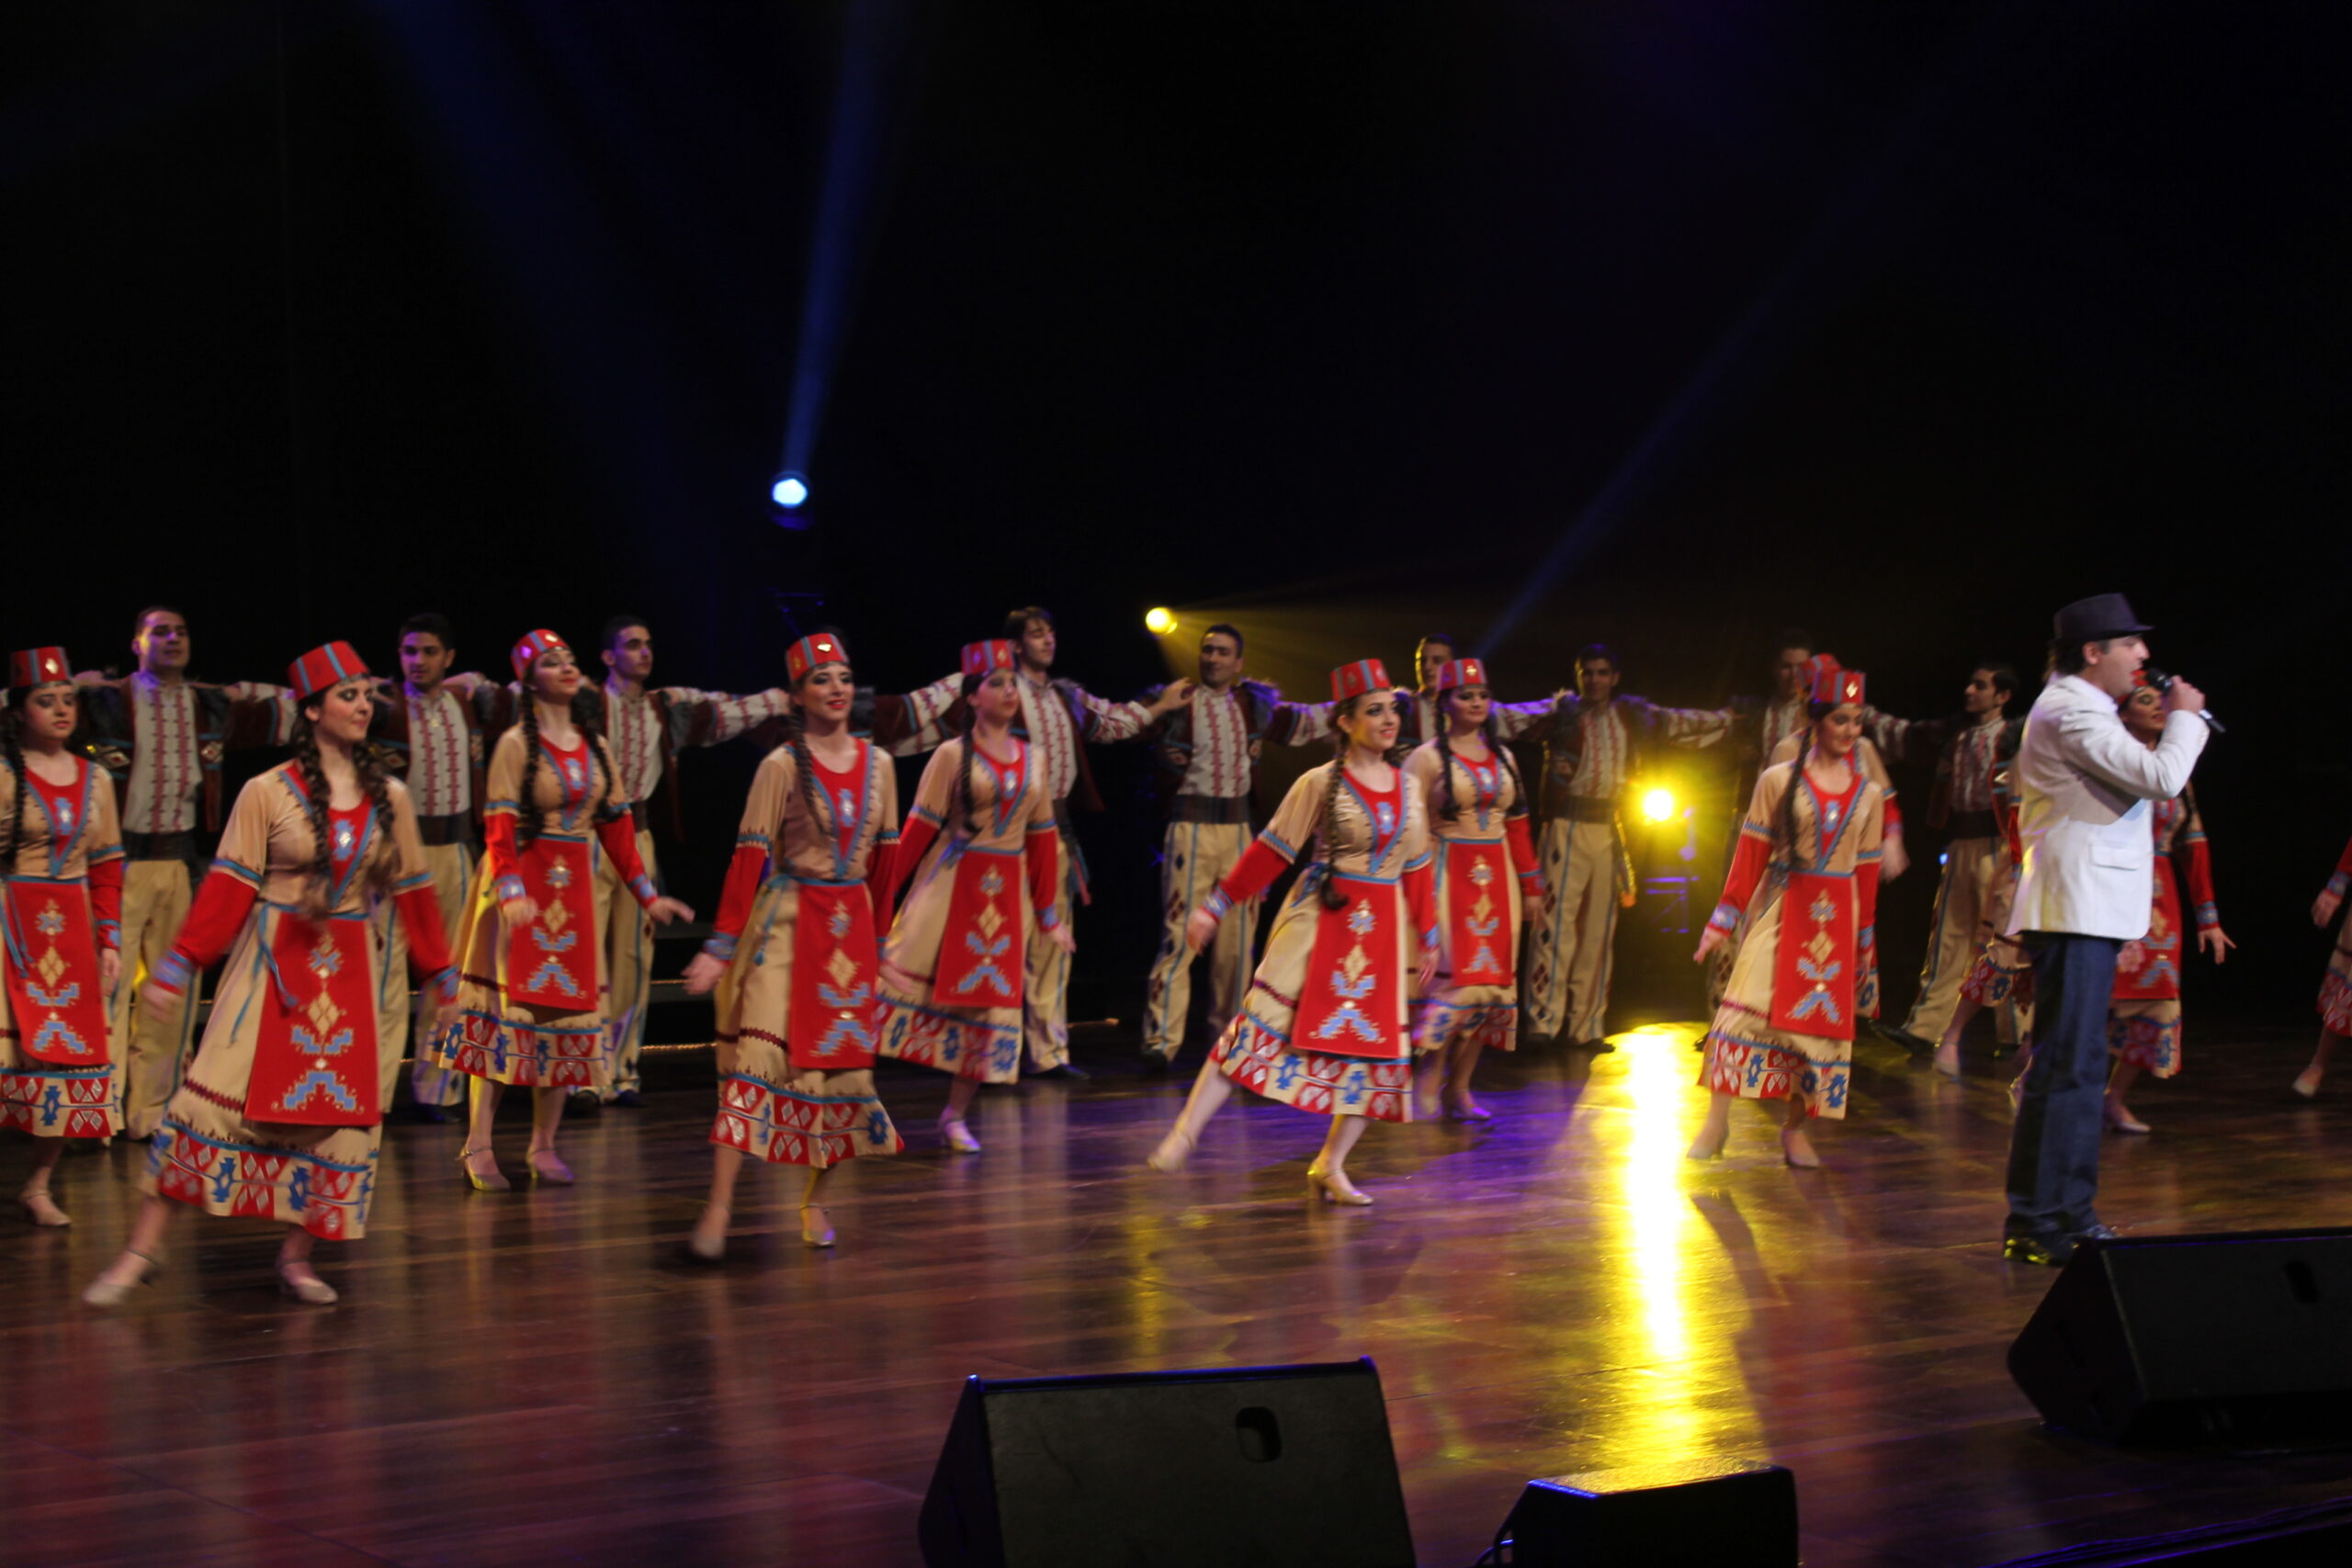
[18,1184,70,1227]
[1306,1164,1374,1207]
[686,1203,729,1262]
[276,1262,339,1305]
[83,1248,161,1309]
[527,1148,576,1185]
[1146,1125,1195,1172]
[1684,1120,1730,1161]
[939,1114,981,1155]
[1781,1126,1822,1168]
[798,1203,836,1248]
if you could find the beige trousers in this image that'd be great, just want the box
[1140,821,1257,1059]
[593,828,660,1097]
[111,858,198,1138]
[1900,835,1996,1043]
[1022,829,1075,1071]
[1521,819,1620,1043]
[377,840,475,1109]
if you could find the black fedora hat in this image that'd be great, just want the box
[2052,592,2153,643]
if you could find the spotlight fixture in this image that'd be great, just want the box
[771,471,810,509]
[1144,607,1178,636]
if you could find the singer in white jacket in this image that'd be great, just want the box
[2001,592,2207,1266]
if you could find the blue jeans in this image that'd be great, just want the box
[2004,931,2123,1236]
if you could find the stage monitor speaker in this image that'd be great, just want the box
[1499,1459,1797,1566]
[2008,1228,2352,1446]
[916,1358,1414,1568]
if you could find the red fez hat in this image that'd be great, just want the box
[1330,658,1395,704]
[512,629,570,682]
[962,639,1017,678]
[786,632,849,684]
[1808,655,1865,707]
[287,641,370,701]
[1434,656,1488,694]
[8,647,70,690]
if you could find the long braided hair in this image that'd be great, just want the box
[1315,694,1366,909]
[515,687,616,851]
[784,675,832,852]
[288,696,401,919]
[1776,700,1838,861]
[950,671,987,840]
[1433,691,1527,823]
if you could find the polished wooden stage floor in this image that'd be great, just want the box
[8,1015,2352,1567]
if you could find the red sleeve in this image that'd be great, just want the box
[88,857,124,950]
[595,814,658,908]
[711,843,769,942]
[1882,795,1905,838]
[150,868,259,994]
[865,833,899,909]
[1405,858,1436,946]
[2185,833,2217,928]
[1708,831,1771,932]
[2330,832,2352,896]
[1505,814,1542,888]
[1858,860,1883,951]
[1026,823,1062,925]
[880,816,938,915]
[1208,835,1296,915]
[396,882,454,977]
[484,812,521,889]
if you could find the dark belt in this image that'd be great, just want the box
[120,830,198,863]
[1944,810,1997,840]
[1555,795,1619,826]
[417,813,474,848]
[1170,795,1253,827]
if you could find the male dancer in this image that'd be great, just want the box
[1866,663,2025,1051]
[1136,624,1332,1068]
[78,608,289,1137]
[923,608,1191,1077]
[583,615,791,1107]
[1522,645,1733,1050]
[2003,594,2204,1266]
[1408,632,1556,744]
[368,614,492,1122]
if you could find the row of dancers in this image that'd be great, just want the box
[4,614,2346,1303]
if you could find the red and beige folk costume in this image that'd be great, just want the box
[2105,788,2214,1077]
[1698,666,1887,1122]
[1954,752,2035,1038]
[1706,683,1815,1009]
[2318,834,2352,1043]
[1406,659,1542,1063]
[1524,688,1733,1044]
[1197,661,1435,1123]
[439,632,662,1092]
[1,648,127,1144]
[704,635,904,1169]
[1868,705,2024,1044]
[368,672,491,1112]
[80,660,290,1138]
[1138,675,1332,1064]
[873,641,1064,1087]
[141,645,455,1240]
[587,667,788,1102]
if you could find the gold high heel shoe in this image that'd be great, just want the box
[458,1147,511,1192]
[939,1114,981,1155]
[1146,1125,1195,1172]
[798,1203,836,1249]
[1306,1164,1374,1207]
[527,1148,576,1185]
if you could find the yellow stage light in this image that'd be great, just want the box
[1144,607,1178,636]
[1640,785,1676,824]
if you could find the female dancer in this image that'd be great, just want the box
[440,631,691,1190]
[1690,662,1886,1167]
[1149,660,1436,1205]
[872,639,1070,1154]
[681,632,903,1258]
[2296,830,2352,1099]
[1934,744,2030,1078]
[2,648,124,1224]
[84,644,457,1305]
[1405,656,1543,1119]
[2100,678,2230,1131]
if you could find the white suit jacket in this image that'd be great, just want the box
[2006,674,2208,941]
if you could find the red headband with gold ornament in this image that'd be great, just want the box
[962,639,1017,678]
[1434,656,1487,694]
[1809,656,1865,707]
[7,647,70,691]
[786,632,849,684]
[512,628,570,682]
[1330,658,1395,704]
[287,641,370,701]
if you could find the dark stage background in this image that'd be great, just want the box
[9,2,2347,1026]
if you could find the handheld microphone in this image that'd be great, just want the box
[2142,665,2224,735]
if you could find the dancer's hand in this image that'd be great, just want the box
[141,978,180,1023]
[648,896,695,926]
[1881,834,1910,882]
[1150,680,1196,716]
[1185,907,1218,953]
[2120,940,2146,972]
[2315,888,2343,929]
[1693,925,1728,964]
[499,893,539,929]
[1046,921,1076,956]
[2199,926,2235,964]
[682,952,727,996]
[1417,942,1440,990]
[100,947,120,994]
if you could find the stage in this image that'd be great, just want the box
[7,1014,2351,1567]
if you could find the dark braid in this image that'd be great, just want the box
[2,704,26,871]
[785,697,829,849]
[292,716,336,919]
[515,697,546,850]
[1486,712,1528,814]
[1777,712,1822,861]
[1435,707,1458,822]
[951,672,984,839]
[358,747,401,895]
[1317,695,1362,909]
